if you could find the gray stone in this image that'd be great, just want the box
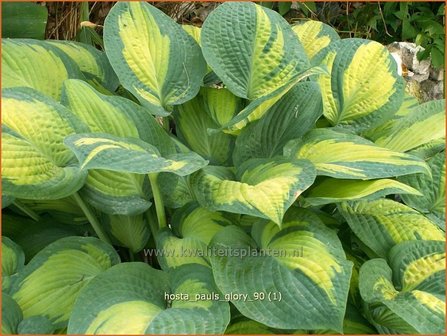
[388,41,444,102]
[420,80,445,101]
[430,68,444,81]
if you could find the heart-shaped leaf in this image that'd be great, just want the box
[156,203,233,270]
[104,2,207,115]
[68,263,230,334]
[359,241,445,334]
[339,199,445,258]
[61,79,178,215]
[318,39,405,132]
[2,87,87,200]
[233,81,323,166]
[190,158,316,224]
[201,1,314,132]
[210,208,352,331]
[8,237,120,329]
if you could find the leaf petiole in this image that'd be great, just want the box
[12,200,40,221]
[73,192,112,244]
[148,173,167,229]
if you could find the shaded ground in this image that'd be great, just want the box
[43,2,370,40]
[45,2,220,40]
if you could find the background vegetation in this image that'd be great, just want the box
[2,1,445,67]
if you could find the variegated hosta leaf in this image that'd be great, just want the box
[65,133,208,176]
[389,240,445,295]
[291,20,340,63]
[48,40,119,92]
[77,169,151,216]
[104,213,150,253]
[182,25,201,44]
[2,293,23,334]
[359,241,445,334]
[68,262,230,334]
[2,39,83,100]
[395,93,420,116]
[158,174,194,209]
[8,237,120,329]
[2,237,25,291]
[104,2,207,115]
[210,208,352,330]
[2,87,88,200]
[17,316,56,335]
[233,82,323,166]
[201,1,313,132]
[374,99,446,152]
[62,78,176,157]
[338,199,445,258]
[305,178,421,206]
[190,158,316,225]
[318,39,405,132]
[156,228,210,270]
[62,80,203,161]
[181,25,215,78]
[289,129,429,179]
[399,151,446,229]
[156,203,232,270]
[214,68,326,134]
[174,88,236,165]
[201,87,245,128]
[3,286,55,334]
[61,79,179,214]
[362,93,419,141]
[2,214,85,261]
[408,138,445,160]
[172,203,235,245]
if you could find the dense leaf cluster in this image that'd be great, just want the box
[1,2,445,335]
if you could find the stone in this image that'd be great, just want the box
[420,80,444,101]
[388,41,444,102]
[430,68,444,81]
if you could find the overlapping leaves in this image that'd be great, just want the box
[68,263,230,334]
[190,158,316,225]
[1,1,445,335]
[1,88,88,200]
[360,241,445,334]
[210,208,352,331]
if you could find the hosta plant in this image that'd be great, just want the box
[1,1,445,335]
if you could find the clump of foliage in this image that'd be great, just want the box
[285,1,445,68]
[1,2,445,335]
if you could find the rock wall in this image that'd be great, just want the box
[388,42,444,102]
